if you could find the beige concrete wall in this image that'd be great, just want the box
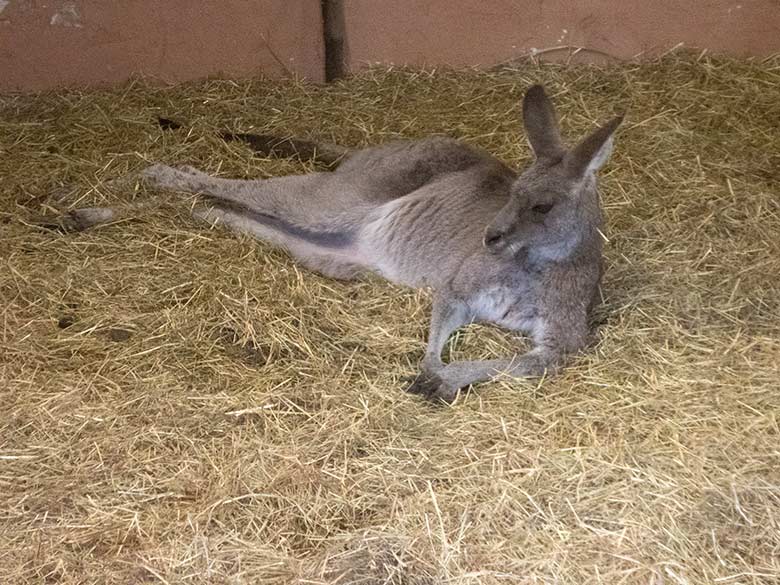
[342,0,780,68]
[0,0,325,91]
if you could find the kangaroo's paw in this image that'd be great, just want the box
[403,371,459,404]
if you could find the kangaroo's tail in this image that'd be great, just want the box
[220,132,350,169]
[156,116,350,169]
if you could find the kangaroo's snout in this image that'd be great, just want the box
[485,195,523,254]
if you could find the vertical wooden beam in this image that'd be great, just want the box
[321,0,347,81]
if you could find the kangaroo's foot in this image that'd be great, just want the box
[31,207,117,233]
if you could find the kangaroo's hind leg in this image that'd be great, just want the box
[140,163,325,214]
[139,164,367,237]
[139,164,373,278]
[193,205,367,280]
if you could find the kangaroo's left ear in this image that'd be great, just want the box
[523,85,566,162]
[565,115,624,177]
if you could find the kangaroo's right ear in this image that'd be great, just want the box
[523,85,565,162]
[565,115,624,178]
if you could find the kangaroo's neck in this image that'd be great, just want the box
[523,226,602,272]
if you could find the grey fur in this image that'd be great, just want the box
[58,85,623,403]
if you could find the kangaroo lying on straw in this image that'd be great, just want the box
[57,85,622,402]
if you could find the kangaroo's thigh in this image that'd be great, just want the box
[194,206,367,280]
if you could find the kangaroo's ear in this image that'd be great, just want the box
[565,115,624,177]
[523,85,565,161]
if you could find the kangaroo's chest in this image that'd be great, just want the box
[468,283,540,335]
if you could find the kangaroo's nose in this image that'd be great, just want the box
[483,228,505,249]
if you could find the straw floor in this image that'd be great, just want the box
[1,53,778,584]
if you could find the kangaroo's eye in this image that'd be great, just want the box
[532,203,554,214]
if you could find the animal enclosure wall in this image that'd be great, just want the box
[1,0,778,90]
[339,0,780,69]
[0,0,326,90]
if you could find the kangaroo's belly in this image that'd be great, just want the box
[358,177,506,288]
[359,211,482,288]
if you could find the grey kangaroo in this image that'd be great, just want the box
[58,85,622,402]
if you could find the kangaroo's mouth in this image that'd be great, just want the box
[483,225,518,254]
[484,230,527,260]
[483,228,504,250]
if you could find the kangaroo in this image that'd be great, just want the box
[54,85,622,402]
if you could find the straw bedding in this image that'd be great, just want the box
[1,52,778,584]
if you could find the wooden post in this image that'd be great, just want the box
[321,0,347,81]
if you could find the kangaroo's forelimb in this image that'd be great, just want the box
[408,351,558,403]
[404,295,565,403]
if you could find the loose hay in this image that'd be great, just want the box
[1,52,779,584]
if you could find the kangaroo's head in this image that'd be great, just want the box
[484,85,622,264]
